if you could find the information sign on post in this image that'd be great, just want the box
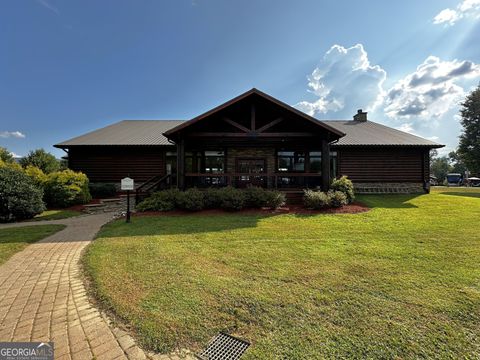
[121,177,134,222]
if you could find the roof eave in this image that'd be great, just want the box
[163,88,346,139]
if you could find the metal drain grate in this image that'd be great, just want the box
[196,332,250,360]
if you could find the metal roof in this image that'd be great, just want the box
[323,120,443,147]
[55,119,443,148]
[55,120,184,147]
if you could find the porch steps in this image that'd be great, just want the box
[83,195,136,215]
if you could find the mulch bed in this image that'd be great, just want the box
[133,201,369,217]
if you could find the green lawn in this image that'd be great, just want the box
[84,187,480,358]
[32,209,82,221]
[0,225,66,265]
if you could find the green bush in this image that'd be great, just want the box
[89,183,117,199]
[136,189,179,212]
[204,188,222,209]
[328,190,348,208]
[45,170,91,208]
[0,167,45,222]
[24,165,48,189]
[330,176,355,204]
[176,188,205,211]
[244,186,268,208]
[303,189,330,209]
[264,190,286,209]
[218,186,245,211]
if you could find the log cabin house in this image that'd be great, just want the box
[55,88,443,195]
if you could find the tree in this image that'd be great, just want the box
[458,85,480,174]
[448,150,467,174]
[430,156,451,182]
[0,147,14,163]
[19,149,60,174]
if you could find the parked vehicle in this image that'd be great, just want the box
[446,173,463,186]
[467,177,480,187]
[429,175,438,186]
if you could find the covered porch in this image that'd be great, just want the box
[163,89,344,191]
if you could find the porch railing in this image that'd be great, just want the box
[184,173,323,189]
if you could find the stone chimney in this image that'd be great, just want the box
[353,109,367,122]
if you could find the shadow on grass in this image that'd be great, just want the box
[97,213,278,238]
[356,194,421,209]
[437,191,480,199]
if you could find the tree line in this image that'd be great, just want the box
[430,84,480,182]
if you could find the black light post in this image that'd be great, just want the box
[126,189,131,223]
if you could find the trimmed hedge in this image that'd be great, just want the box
[0,167,45,222]
[176,188,205,211]
[136,189,179,212]
[217,187,245,211]
[137,186,286,212]
[44,170,91,208]
[303,189,331,209]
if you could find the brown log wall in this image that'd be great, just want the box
[67,146,169,183]
[336,147,428,183]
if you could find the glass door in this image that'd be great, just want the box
[236,158,266,188]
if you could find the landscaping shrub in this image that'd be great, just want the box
[24,165,48,189]
[331,176,355,204]
[136,189,179,212]
[218,186,245,211]
[204,188,222,209]
[244,186,268,208]
[44,170,91,208]
[303,189,330,209]
[328,190,348,208]
[176,188,205,211]
[264,190,286,209]
[0,167,45,222]
[89,183,117,199]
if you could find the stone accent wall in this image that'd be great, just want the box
[353,182,426,194]
[226,148,276,173]
[226,147,276,187]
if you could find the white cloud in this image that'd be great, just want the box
[433,0,480,25]
[295,44,386,117]
[384,56,480,119]
[0,131,26,139]
[9,152,22,159]
[296,44,480,153]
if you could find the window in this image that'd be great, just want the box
[277,151,305,172]
[204,150,224,174]
[330,151,337,179]
[165,151,177,175]
[185,151,202,173]
[309,151,322,173]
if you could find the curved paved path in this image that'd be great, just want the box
[0,214,151,360]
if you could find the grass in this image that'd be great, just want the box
[0,225,66,265]
[84,187,480,358]
[32,209,82,221]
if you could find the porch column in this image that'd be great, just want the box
[176,138,185,190]
[322,139,330,191]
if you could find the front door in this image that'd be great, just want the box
[236,158,266,188]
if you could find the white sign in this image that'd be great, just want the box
[121,177,134,191]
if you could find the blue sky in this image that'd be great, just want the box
[1,0,479,158]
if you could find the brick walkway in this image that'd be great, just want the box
[0,214,153,360]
